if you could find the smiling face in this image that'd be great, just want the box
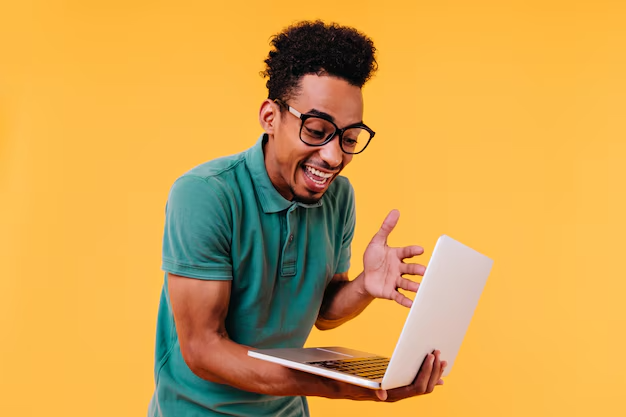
[259,74,364,204]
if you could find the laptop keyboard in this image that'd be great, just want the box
[307,356,390,380]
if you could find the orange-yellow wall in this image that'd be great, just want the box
[1,1,625,416]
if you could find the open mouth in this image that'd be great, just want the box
[302,165,335,190]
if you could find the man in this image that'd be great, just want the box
[149,20,445,417]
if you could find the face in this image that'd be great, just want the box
[259,74,364,204]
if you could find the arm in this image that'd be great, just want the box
[316,272,373,330]
[316,209,425,330]
[169,272,378,399]
[170,272,445,401]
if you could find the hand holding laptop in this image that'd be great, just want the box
[374,349,447,401]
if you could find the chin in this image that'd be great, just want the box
[293,192,323,205]
[291,184,328,205]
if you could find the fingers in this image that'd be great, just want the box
[396,245,424,260]
[393,278,419,307]
[399,262,426,277]
[392,291,413,308]
[384,353,445,402]
[370,210,400,246]
[413,351,444,394]
[437,360,447,386]
[413,352,435,393]
[395,277,419,293]
[381,353,445,402]
[376,389,388,401]
[426,351,443,393]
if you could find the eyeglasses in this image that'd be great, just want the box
[274,99,375,155]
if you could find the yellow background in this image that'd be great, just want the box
[1,1,625,416]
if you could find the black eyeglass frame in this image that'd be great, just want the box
[274,99,375,155]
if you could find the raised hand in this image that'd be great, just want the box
[362,210,425,307]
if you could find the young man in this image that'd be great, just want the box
[149,20,445,417]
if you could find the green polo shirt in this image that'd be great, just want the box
[149,134,356,417]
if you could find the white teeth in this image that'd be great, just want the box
[304,166,331,186]
[306,166,333,178]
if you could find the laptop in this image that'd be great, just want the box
[248,235,493,390]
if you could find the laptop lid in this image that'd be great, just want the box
[380,235,493,389]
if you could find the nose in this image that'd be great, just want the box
[318,136,343,168]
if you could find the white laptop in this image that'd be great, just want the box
[248,235,493,390]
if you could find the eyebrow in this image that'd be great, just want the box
[306,108,335,122]
[305,108,364,125]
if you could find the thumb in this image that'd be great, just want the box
[370,209,400,246]
[376,389,388,401]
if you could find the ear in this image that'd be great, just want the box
[259,99,280,134]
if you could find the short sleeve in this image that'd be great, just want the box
[162,175,233,280]
[335,182,356,274]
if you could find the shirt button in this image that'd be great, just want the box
[289,234,294,243]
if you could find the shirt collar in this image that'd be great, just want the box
[246,134,323,214]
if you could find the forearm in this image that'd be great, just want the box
[316,272,374,330]
[183,333,376,400]
[169,274,378,399]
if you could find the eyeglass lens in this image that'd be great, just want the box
[301,117,371,154]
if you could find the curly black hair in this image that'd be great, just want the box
[262,20,378,102]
